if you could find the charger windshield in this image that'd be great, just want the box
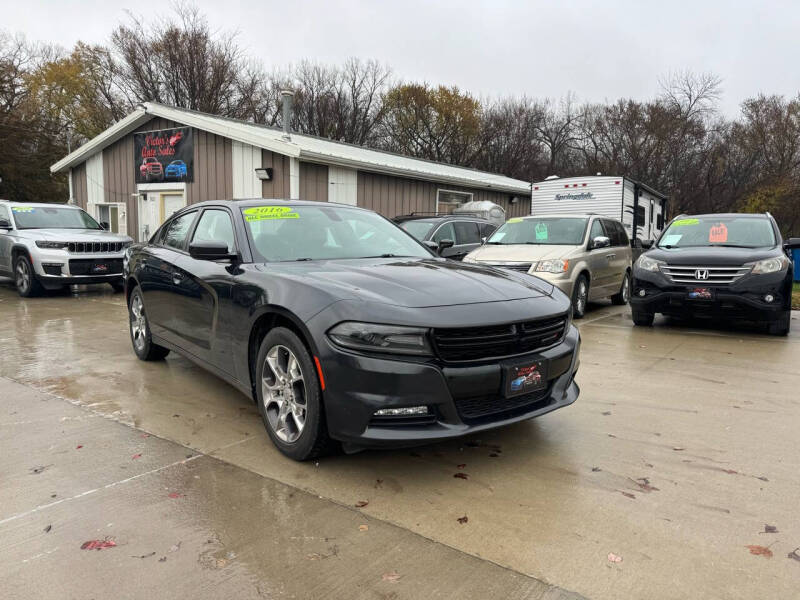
[12,206,102,230]
[658,216,776,248]
[487,217,588,245]
[243,205,432,262]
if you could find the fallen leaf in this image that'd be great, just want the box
[453,473,469,480]
[81,539,117,551]
[456,463,466,469]
[43,524,52,533]
[306,553,323,561]
[788,548,800,562]
[374,479,383,488]
[457,515,468,524]
[358,525,369,532]
[489,453,499,458]
[169,542,182,553]
[591,467,602,472]
[50,494,57,498]
[602,411,611,416]
[172,414,180,418]
[620,491,636,499]
[29,465,51,475]
[355,500,369,508]
[763,524,778,533]
[76,445,83,449]
[638,345,647,349]
[140,434,150,438]
[159,556,167,562]
[132,551,156,559]
[632,477,660,492]
[755,475,769,482]
[608,552,623,563]
[644,463,654,468]
[131,453,142,460]
[168,492,183,499]
[607,434,617,438]
[382,570,402,583]
[672,447,685,451]
[722,469,738,475]
[746,545,773,558]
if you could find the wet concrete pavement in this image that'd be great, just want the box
[1,280,799,599]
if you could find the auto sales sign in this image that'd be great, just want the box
[134,127,193,184]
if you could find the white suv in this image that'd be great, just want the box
[0,200,132,297]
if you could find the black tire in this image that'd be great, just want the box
[255,327,333,461]
[110,280,125,293]
[611,271,631,306]
[632,310,655,327]
[766,311,791,336]
[14,253,43,298]
[128,287,170,361]
[571,274,589,319]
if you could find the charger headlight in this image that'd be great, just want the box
[635,254,665,273]
[748,256,789,275]
[328,322,432,356]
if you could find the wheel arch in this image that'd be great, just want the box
[247,306,320,402]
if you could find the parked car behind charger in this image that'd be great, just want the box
[0,201,132,297]
[631,212,799,335]
[464,214,632,317]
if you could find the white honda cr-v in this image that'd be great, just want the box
[0,200,132,297]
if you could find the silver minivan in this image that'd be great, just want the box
[463,214,632,317]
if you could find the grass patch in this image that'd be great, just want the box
[793,282,800,310]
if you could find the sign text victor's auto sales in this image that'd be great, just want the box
[133,127,194,184]
[555,191,595,201]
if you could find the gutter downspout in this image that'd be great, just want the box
[280,90,300,199]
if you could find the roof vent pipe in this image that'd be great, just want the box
[280,89,295,140]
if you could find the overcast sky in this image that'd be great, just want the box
[5,0,800,115]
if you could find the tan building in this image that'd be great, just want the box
[51,102,531,242]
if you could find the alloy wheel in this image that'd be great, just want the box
[262,345,307,443]
[130,293,147,352]
[15,260,30,294]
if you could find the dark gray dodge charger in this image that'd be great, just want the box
[124,200,581,460]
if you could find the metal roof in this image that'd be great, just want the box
[51,102,531,194]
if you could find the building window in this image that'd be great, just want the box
[436,189,473,215]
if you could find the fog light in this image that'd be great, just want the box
[638,289,646,297]
[374,406,429,416]
[764,294,774,303]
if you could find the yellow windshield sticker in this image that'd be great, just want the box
[672,218,699,226]
[507,217,523,223]
[11,206,34,212]
[243,206,299,221]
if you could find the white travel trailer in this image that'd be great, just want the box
[531,175,667,243]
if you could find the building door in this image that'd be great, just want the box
[137,191,186,242]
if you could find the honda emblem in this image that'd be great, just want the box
[695,269,709,280]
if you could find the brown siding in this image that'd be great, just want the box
[103,133,136,235]
[299,162,328,202]
[187,128,233,204]
[261,150,291,198]
[72,163,88,209]
[356,170,531,219]
[99,117,237,235]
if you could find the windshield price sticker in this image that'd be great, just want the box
[243,206,300,221]
[709,223,728,243]
[11,206,34,212]
[535,222,548,240]
[672,218,699,226]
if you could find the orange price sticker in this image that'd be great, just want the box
[709,223,728,243]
